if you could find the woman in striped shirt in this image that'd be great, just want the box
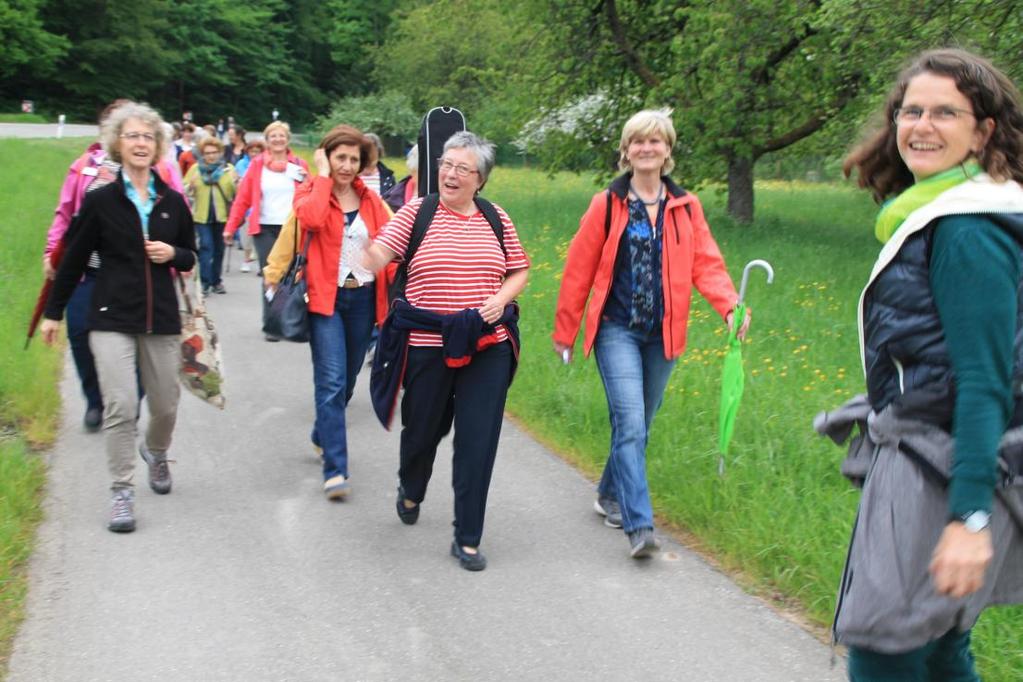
[364,132,530,571]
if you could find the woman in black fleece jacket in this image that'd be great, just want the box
[41,101,196,534]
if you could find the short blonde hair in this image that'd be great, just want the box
[198,136,225,154]
[101,101,169,165]
[618,109,676,174]
[263,120,291,140]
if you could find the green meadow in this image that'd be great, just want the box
[484,167,1023,681]
[0,138,83,673]
[0,141,1019,680]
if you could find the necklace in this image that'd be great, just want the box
[629,182,664,206]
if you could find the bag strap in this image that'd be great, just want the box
[177,272,195,316]
[473,195,506,257]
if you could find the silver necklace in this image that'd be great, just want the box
[629,182,664,206]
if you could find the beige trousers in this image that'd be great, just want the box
[89,331,180,491]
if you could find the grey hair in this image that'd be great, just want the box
[406,145,419,173]
[443,131,496,184]
[364,132,385,155]
[100,101,168,164]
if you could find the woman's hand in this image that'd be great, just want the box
[726,308,752,340]
[553,341,572,363]
[263,276,276,295]
[313,148,331,178]
[929,522,993,598]
[39,319,60,345]
[43,255,56,281]
[478,295,505,324]
[144,240,175,264]
[223,230,234,246]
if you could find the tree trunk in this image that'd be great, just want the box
[727,155,754,223]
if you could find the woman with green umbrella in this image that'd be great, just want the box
[553,109,749,558]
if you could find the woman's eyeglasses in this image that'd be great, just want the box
[437,159,478,177]
[120,132,156,142]
[893,106,976,126]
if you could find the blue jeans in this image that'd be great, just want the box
[594,320,676,532]
[65,272,102,411]
[195,222,225,288]
[308,285,375,480]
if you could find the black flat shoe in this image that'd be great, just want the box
[450,542,487,571]
[396,485,419,525]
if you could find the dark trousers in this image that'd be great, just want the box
[65,272,102,411]
[252,223,282,328]
[398,342,512,547]
[848,628,978,681]
[195,222,225,288]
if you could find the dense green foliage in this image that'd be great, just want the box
[0,0,396,129]
[483,167,1023,681]
[5,1,1022,219]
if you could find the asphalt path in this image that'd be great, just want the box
[0,122,97,138]
[8,263,844,681]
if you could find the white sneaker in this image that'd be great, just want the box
[239,260,253,273]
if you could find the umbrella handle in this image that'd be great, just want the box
[738,259,774,305]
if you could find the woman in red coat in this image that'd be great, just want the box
[286,125,392,500]
[553,109,749,558]
[223,120,309,340]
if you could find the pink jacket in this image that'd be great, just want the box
[45,143,185,256]
[223,152,309,237]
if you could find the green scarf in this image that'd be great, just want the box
[874,161,981,244]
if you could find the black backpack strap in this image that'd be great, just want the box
[390,193,441,302]
[473,196,506,257]
[405,193,440,264]
[603,189,613,238]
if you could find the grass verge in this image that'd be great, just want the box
[0,114,49,124]
[485,168,1023,681]
[0,138,83,676]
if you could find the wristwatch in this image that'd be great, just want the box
[956,510,992,533]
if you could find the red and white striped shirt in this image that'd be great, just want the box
[376,197,530,347]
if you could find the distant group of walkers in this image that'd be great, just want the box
[36,46,1023,680]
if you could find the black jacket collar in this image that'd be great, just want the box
[608,172,686,200]
[112,166,170,198]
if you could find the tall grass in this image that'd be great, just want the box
[0,138,84,674]
[484,168,1023,681]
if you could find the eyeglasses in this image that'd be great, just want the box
[437,159,478,177]
[893,106,976,126]
[120,132,156,143]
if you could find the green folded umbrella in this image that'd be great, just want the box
[718,260,774,474]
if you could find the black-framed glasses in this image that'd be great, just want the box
[893,106,976,126]
[437,158,478,177]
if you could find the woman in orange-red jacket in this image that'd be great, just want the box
[552,109,749,559]
[270,124,391,500]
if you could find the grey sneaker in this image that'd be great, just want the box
[108,489,136,533]
[628,528,661,558]
[594,496,623,528]
[139,445,172,495]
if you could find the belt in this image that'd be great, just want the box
[342,277,370,289]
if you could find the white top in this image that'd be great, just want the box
[259,169,294,225]
[339,211,374,285]
[361,172,381,196]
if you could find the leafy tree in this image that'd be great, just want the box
[316,91,419,139]
[530,0,1023,221]
[0,0,67,86]
[374,0,545,145]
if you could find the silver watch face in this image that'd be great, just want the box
[963,510,991,533]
